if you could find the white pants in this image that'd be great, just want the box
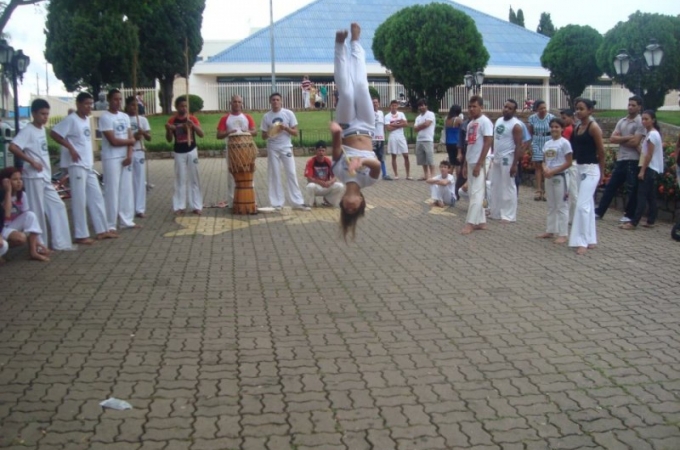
[268,147,305,208]
[545,173,569,236]
[569,164,599,248]
[465,162,486,225]
[0,238,8,257]
[305,182,344,207]
[568,163,579,222]
[334,40,374,135]
[173,149,203,212]
[489,157,517,221]
[430,184,455,206]
[2,210,42,239]
[303,90,311,108]
[69,166,108,239]
[224,151,236,205]
[102,157,135,231]
[132,150,147,214]
[23,178,73,250]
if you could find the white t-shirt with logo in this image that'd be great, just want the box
[261,108,298,149]
[493,117,521,161]
[465,115,494,165]
[374,110,385,141]
[415,110,436,142]
[130,115,151,151]
[53,113,94,169]
[385,112,407,140]
[13,124,50,181]
[542,137,572,171]
[99,111,131,160]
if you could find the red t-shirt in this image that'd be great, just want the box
[167,115,200,153]
[562,125,573,141]
[304,156,334,181]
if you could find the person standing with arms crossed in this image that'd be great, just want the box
[385,100,410,180]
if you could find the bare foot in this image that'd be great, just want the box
[174,209,185,215]
[335,30,348,44]
[500,219,513,224]
[576,247,587,255]
[97,231,118,240]
[192,209,202,215]
[553,237,567,244]
[536,233,554,239]
[74,238,95,245]
[460,225,474,235]
[350,22,361,41]
[36,245,52,256]
[587,244,597,249]
[474,224,487,230]
[619,223,635,230]
[433,200,444,208]
[30,252,50,262]
[125,224,143,229]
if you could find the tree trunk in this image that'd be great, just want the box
[159,76,174,115]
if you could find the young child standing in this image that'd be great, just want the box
[1,168,49,261]
[426,160,456,207]
[536,118,573,244]
[8,99,73,250]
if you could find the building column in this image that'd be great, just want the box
[543,78,550,111]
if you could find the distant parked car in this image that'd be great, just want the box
[0,120,14,138]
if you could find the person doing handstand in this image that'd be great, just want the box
[329,23,381,240]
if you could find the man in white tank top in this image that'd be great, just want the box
[490,99,523,223]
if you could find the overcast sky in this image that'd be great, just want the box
[5,0,680,103]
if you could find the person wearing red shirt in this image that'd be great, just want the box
[304,141,344,207]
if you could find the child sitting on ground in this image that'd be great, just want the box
[426,160,456,207]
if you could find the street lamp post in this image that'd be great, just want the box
[0,39,31,168]
[464,69,485,97]
[613,39,663,97]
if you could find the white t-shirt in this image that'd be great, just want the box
[99,111,131,160]
[374,110,385,141]
[130,115,151,151]
[261,108,298,148]
[493,117,521,160]
[465,115,494,165]
[542,137,572,171]
[415,110,436,142]
[642,129,664,174]
[53,113,94,169]
[331,146,378,188]
[432,174,456,195]
[385,112,407,140]
[13,124,50,181]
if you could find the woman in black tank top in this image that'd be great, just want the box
[568,98,605,255]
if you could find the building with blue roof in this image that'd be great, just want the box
[193,0,552,83]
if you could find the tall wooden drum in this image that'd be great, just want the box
[228,133,259,214]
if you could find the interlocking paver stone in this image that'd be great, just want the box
[1,156,680,449]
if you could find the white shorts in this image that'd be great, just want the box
[388,136,408,154]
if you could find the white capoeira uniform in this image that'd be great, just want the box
[218,113,255,205]
[464,115,494,225]
[1,194,42,240]
[130,115,150,215]
[100,110,136,230]
[260,108,306,208]
[53,112,108,239]
[386,111,408,154]
[13,124,73,250]
[569,122,599,248]
[335,37,375,140]
[490,116,521,221]
[168,115,203,212]
[332,147,379,188]
[430,174,456,206]
[568,162,579,222]
[542,137,573,237]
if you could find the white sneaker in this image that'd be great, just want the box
[293,204,312,211]
[619,216,631,223]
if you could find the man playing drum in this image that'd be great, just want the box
[260,93,311,211]
[217,95,257,207]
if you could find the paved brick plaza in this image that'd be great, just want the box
[1,156,679,450]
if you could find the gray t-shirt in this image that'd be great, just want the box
[615,115,645,161]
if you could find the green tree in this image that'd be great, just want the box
[516,9,525,28]
[536,12,556,37]
[44,0,139,99]
[373,3,489,113]
[509,6,517,25]
[596,12,680,109]
[135,0,204,114]
[541,25,603,106]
